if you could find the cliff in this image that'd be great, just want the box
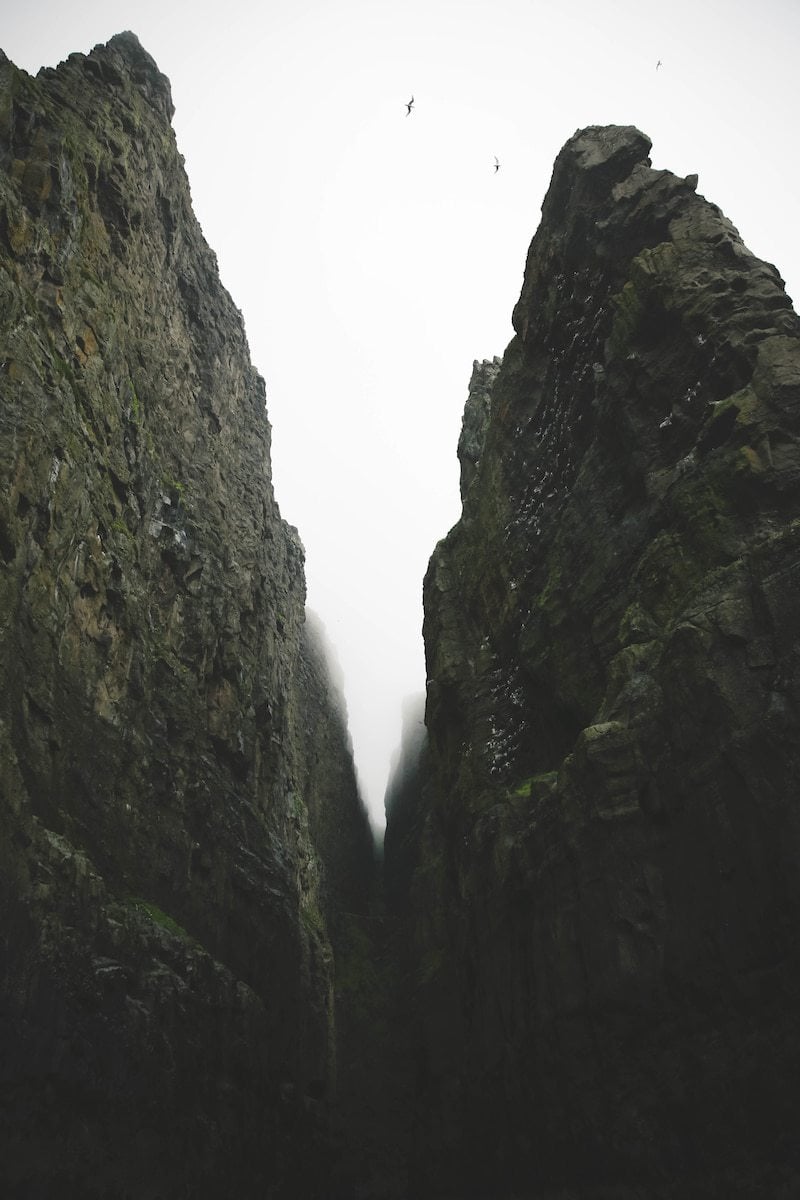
[0,32,372,1197]
[388,126,800,1197]
[6,34,800,1198]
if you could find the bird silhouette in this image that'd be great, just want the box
[406,95,414,115]
[656,59,662,69]
[494,156,500,173]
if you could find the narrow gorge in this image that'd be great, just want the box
[2,33,800,1200]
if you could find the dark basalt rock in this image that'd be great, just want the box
[387,126,800,1197]
[0,33,372,1197]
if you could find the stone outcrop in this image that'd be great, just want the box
[387,126,800,1197]
[0,33,372,1197]
[457,357,502,502]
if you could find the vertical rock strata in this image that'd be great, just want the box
[390,126,800,1197]
[0,33,372,1197]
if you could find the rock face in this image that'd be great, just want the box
[387,126,800,1197]
[457,357,502,502]
[0,33,372,1197]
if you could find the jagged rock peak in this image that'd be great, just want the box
[40,31,175,120]
[513,123,794,335]
[557,123,652,179]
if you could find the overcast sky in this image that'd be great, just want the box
[4,0,799,831]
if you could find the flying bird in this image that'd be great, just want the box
[656,59,662,69]
[406,95,414,115]
[494,156,500,173]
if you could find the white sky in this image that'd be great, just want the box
[4,0,799,832]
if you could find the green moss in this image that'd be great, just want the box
[617,601,660,647]
[301,900,326,938]
[510,770,558,799]
[128,897,193,941]
[668,467,737,566]
[51,350,77,389]
[110,516,132,539]
[162,475,186,502]
[607,245,678,359]
[534,561,565,617]
[129,379,140,423]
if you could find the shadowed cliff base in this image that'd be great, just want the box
[3,29,800,1200]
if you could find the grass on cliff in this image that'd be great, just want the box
[510,770,559,799]
[127,896,194,942]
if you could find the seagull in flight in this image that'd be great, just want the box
[406,95,414,115]
[494,156,500,173]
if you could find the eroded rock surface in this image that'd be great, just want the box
[0,33,372,1197]
[387,126,800,1197]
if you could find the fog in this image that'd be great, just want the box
[4,0,799,831]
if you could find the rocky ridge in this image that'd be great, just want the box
[387,126,800,1197]
[0,32,372,1197]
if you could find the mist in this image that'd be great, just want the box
[4,0,799,831]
